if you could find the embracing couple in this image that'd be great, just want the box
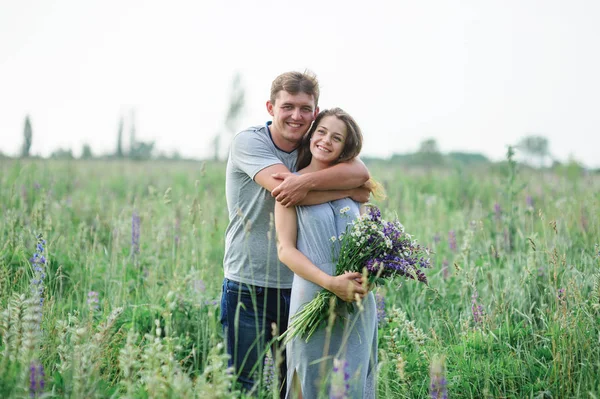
[221,71,381,398]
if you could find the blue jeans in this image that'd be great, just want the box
[220,278,291,396]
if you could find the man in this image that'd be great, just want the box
[221,70,370,395]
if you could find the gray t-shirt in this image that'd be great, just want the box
[223,122,297,288]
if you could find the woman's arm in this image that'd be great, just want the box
[275,202,365,302]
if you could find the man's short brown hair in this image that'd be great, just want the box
[270,70,320,107]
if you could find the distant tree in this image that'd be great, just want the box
[417,138,444,165]
[171,150,182,160]
[212,135,220,162]
[213,72,246,161]
[50,148,74,159]
[21,115,33,158]
[81,144,93,159]
[129,110,136,157]
[224,72,246,134]
[447,152,489,164]
[517,135,550,167]
[127,108,155,160]
[129,141,155,161]
[419,138,440,154]
[116,116,124,158]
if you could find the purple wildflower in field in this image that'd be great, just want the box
[558,288,566,302]
[448,230,456,252]
[471,290,484,324]
[30,235,47,307]
[262,352,275,392]
[174,217,181,246]
[429,356,448,399]
[433,233,441,245]
[526,195,534,208]
[29,361,45,398]
[193,279,206,294]
[537,266,546,278]
[330,358,350,399]
[87,291,100,311]
[494,202,502,220]
[204,299,219,307]
[376,291,386,324]
[131,211,140,255]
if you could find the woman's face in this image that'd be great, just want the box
[309,115,348,165]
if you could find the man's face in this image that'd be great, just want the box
[266,91,318,149]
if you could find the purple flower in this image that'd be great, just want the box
[193,279,206,294]
[429,356,448,399]
[375,292,386,324]
[433,233,441,244]
[30,235,47,308]
[537,266,545,278]
[131,212,140,255]
[366,205,381,222]
[494,203,502,220]
[204,299,219,307]
[448,230,456,252]
[471,290,484,324]
[330,358,350,399]
[558,288,566,302]
[87,291,100,310]
[29,361,45,398]
[526,195,534,208]
[174,217,181,246]
[262,352,276,391]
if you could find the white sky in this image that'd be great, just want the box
[1,0,599,166]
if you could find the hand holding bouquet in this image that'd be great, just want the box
[281,205,430,343]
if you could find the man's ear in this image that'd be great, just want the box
[313,106,320,120]
[266,100,275,116]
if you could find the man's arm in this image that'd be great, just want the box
[271,158,370,206]
[254,163,371,206]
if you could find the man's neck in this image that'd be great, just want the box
[268,123,300,153]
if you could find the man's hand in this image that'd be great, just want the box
[271,172,310,207]
[326,272,366,302]
[349,185,372,203]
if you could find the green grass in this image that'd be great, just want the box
[1,158,599,398]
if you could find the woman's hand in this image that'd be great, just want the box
[326,272,366,302]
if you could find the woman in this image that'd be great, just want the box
[275,108,380,398]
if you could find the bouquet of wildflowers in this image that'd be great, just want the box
[282,205,430,343]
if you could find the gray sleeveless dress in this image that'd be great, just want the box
[286,198,377,398]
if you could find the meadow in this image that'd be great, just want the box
[0,154,599,398]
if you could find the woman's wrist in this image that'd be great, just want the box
[322,275,334,291]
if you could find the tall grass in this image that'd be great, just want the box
[1,158,598,398]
